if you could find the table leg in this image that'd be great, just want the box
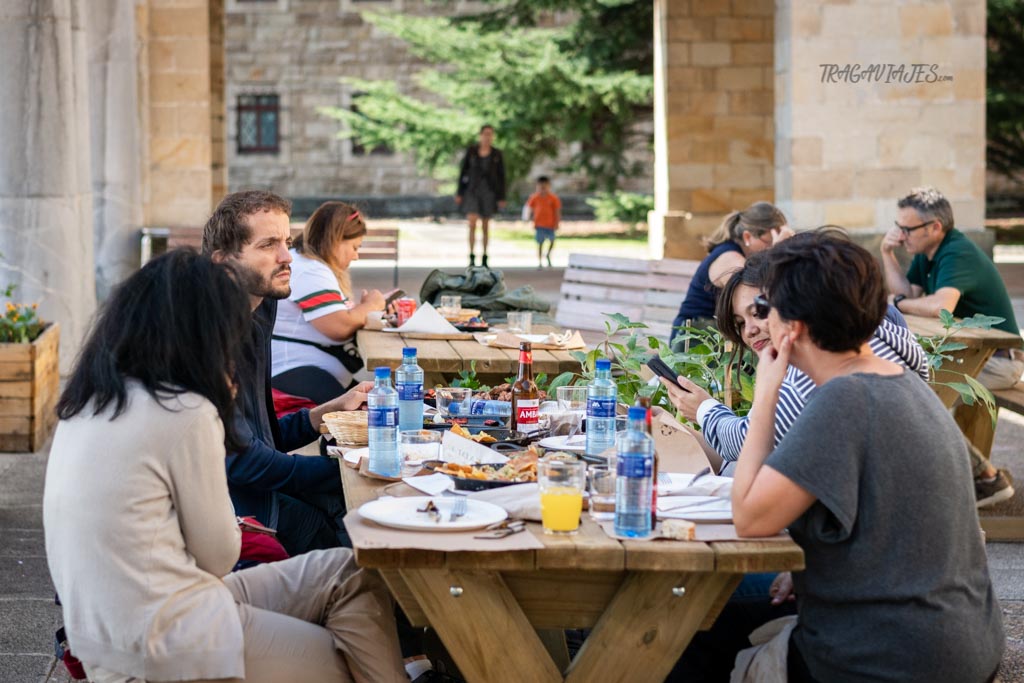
[564,571,741,683]
[399,568,563,683]
[955,399,997,459]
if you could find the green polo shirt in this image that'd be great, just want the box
[907,228,1020,336]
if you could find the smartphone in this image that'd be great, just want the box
[384,289,406,307]
[646,355,688,392]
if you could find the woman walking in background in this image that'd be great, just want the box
[456,124,506,268]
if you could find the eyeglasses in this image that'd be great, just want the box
[894,219,933,237]
[752,294,771,320]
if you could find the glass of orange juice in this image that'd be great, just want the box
[539,458,586,535]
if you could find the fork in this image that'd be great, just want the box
[449,497,468,523]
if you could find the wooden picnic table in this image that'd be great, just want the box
[340,465,804,683]
[356,326,582,386]
[904,314,1023,457]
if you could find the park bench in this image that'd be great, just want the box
[140,223,400,287]
[992,382,1024,416]
[555,253,699,341]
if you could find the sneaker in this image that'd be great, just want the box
[976,469,1015,509]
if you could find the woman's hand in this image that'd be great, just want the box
[771,225,796,245]
[753,333,792,402]
[769,572,796,605]
[360,289,386,311]
[660,376,713,423]
[338,381,373,411]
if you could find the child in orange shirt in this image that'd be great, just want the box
[525,176,562,268]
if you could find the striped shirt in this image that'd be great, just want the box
[702,317,930,462]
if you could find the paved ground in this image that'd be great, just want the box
[3,226,1024,681]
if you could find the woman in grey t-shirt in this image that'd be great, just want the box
[729,232,1003,682]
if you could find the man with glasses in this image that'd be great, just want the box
[881,186,1019,506]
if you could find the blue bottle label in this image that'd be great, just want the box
[397,382,423,401]
[617,453,652,478]
[368,406,398,427]
[588,397,616,418]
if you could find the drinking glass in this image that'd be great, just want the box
[557,386,588,416]
[587,465,616,522]
[399,430,442,477]
[440,295,462,319]
[539,458,586,535]
[506,311,533,334]
[435,387,472,418]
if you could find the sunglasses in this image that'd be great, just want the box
[752,294,771,320]
[894,219,933,237]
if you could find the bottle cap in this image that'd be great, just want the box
[628,406,646,420]
[402,347,416,356]
[596,358,611,370]
[374,366,391,379]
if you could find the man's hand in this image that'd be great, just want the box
[308,381,374,430]
[769,572,796,605]
[660,376,713,423]
[881,225,903,255]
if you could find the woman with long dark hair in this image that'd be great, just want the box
[45,250,405,683]
[271,201,387,402]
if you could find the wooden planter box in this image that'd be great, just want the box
[0,323,59,452]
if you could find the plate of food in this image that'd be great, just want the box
[358,496,507,531]
[424,450,539,491]
[538,434,587,453]
[453,316,489,332]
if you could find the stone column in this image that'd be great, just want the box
[650,0,775,260]
[139,0,214,227]
[0,0,97,369]
[87,0,144,300]
[775,1,986,231]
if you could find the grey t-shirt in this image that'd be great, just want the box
[766,371,1003,683]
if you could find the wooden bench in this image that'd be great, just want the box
[140,223,400,287]
[993,382,1024,415]
[555,253,699,340]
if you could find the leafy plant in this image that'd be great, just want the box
[451,360,490,391]
[561,313,750,424]
[586,191,654,232]
[1,259,45,344]
[915,310,1003,425]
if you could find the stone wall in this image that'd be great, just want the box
[140,0,214,227]
[774,0,986,231]
[223,0,653,203]
[650,0,775,260]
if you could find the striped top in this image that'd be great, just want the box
[702,317,930,462]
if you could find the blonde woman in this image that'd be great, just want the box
[271,201,386,402]
[670,201,791,344]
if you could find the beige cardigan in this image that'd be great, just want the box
[44,383,244,681]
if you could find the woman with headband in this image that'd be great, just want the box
[271,201,387,403]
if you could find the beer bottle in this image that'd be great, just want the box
[636,394,658,530]
[511,341,540,433]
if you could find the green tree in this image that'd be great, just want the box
[321,1,652,194]
[987,0,1024,186]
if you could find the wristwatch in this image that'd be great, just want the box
[893,294,907,311]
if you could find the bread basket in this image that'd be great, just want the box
[321,411,368,446]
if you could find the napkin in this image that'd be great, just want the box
[468,483,542,522]
[387,302,461,335]
[402,472,455,496]
[476,330,586,350]
[659,473,733,497]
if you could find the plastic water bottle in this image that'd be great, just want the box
[470,399,512,417]
[368,367,400,477]
[614,406,654,538]
[396,347,424,432]
[586,358,617,457]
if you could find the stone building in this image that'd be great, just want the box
[223,0,654,209]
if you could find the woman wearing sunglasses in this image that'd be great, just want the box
[663,231,927,466]
[669,201,792,347]
[722,233,1002,681]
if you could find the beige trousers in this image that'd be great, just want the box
[86,548,407,683]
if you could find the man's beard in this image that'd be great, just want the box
[236,261,291,300]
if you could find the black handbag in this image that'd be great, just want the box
[271,335,364,374]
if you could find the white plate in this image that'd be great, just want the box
[658,496,732,523]
[343,447,369,466]
[538,435,587,452]
[358,496,508,532]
